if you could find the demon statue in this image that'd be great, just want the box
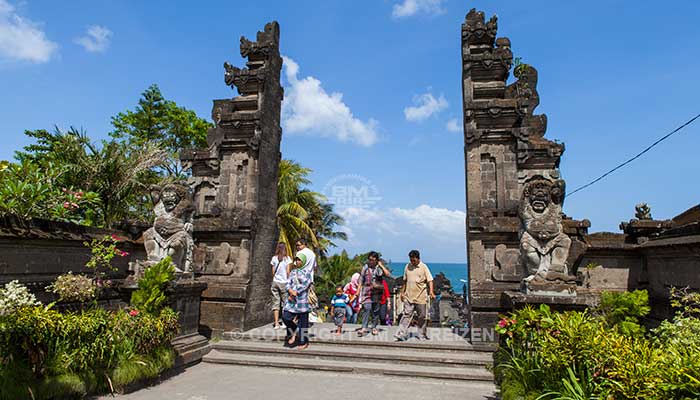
[142,183,195,273]
[634,203,652,220]
[519,177,575,283]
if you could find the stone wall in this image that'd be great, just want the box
[0,216,144,305]
[580,206,700,321]
[181,21,283,336]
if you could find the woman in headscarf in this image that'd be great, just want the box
[343,272,361,324]
[282,254,313,350]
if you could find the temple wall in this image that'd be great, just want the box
[0,216,144,306]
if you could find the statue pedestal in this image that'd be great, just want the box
[523,279,577,297]
[503,289,599,312]
[168,278,209,367]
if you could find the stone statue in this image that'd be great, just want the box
[635,203,652,220]
[519,177,574,283]
[142,183,195,273]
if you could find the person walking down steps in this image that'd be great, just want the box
[330,286,350,335]
[282,254,313,350]
[395,249,435,341]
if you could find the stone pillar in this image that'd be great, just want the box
[461,9,589,342]
[181,22,283,336]
[169,279,209,366]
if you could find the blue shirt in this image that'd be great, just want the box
[331,294,350,308]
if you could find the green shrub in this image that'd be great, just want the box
[597,289,650,337]
[495,291,700,400]
[0,304,179,399]
[130,257,176,315]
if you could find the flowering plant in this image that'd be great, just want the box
[0,280,40,316]
[84,234,130,279]
[46,272,97,303]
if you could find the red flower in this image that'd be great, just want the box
[119,250,130,257]
[129,309,139,317]
[63,202,70,209]
[498,319,508,328]
[110,234,123,242]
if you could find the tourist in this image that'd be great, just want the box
[270,243,292,330]
[294,238,318,310]
[357,251,391,336]
[343,273,360,323]
[330,285,350,335]
[395,249,435,341]
[282,254,313,350]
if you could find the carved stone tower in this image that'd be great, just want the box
[181,22,283,336]
[461,10,589,338]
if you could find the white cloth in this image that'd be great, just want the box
[297,247,316,283]
[271,256,291,284]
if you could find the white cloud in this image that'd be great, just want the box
[392,0,446,18]
[0,0,57,63]
[338,204,466,262]
[281,56,379,147]
[404,92,448,122]
[446,118,461,133]
[389,205,465,238]
[75,25,112,53]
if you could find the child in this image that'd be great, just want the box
[330,285,350,335]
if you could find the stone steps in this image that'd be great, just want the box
[210,340,493,368]
[204,325,495,383]
[203,348,494,382]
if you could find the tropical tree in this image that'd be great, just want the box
[307,202,348,258]
[276,159,320,256]
[276,159,347,258]
[16,127,166,227]
[110,84,212,178]
[0,159,98,223]
[314,250,361,305]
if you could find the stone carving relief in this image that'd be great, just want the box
[192,240,249,276]
[492,244,523,282]
[519,177,574,283]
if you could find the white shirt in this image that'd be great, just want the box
[271,255,291,284]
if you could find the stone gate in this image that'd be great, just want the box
[181,21,283,336]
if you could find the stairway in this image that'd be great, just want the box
[202,323,495,383]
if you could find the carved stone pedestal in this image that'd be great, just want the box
[523,279,577,297]
[503,290,599,312]
[168,279,210,367]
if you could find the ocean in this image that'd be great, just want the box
[389,262,468,291]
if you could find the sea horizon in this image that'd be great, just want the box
[389,261,468,291]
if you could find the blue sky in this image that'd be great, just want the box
[1,1,699,263]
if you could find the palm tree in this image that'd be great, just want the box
[277,159,321,256]
[308,202,348,258]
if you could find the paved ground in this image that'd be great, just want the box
[99,362,499,400]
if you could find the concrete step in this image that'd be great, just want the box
[203,349,494,382]
[211,340,493,368]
